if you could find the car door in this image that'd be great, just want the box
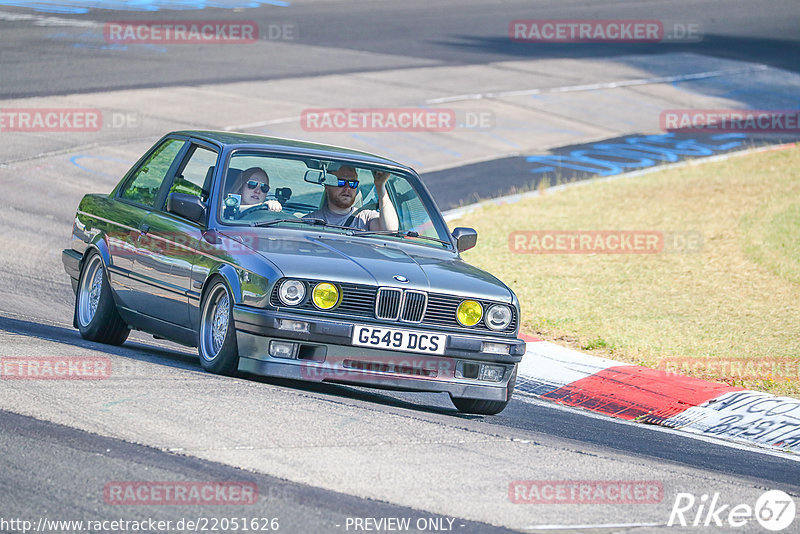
[134,142,220,327]
[109,137,186,312]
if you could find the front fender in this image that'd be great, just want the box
[192,264,244,332]
[205,263,243,305]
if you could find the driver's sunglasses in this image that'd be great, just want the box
[337,179,359,189]
[246,180,270,193]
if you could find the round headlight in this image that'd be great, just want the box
[312,282,339,310]
[486,304,512,331]
[456,300,483,327]
[278,279,306,306]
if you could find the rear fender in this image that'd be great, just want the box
[72,240,114,329]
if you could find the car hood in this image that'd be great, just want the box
[230,231,514,303]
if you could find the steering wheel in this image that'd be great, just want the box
[234,204,282,221]
[344,202,378,227]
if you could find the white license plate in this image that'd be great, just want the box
[351,325,446,355]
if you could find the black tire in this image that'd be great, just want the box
[75,251,130,345]
[451,367,517,415]
[198,279,239,375]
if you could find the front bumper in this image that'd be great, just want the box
[233,305,525,401]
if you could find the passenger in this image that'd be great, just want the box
[304,165,399,231]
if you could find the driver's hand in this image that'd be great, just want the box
[265,199,282,212]
[372,170,390,189]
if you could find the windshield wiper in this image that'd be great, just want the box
[250,218,353,231]
[251,218,323,228]
[250,220,450,245]
[352,230,451,246]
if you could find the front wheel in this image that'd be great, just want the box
[198,279,239,375]
[75,251,130,345]
[451,368,517,415]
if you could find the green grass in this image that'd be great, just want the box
[449,144,800,397]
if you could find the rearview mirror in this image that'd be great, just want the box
[167,192,206,224]
[452,227,478,252]
[303,170,342,185]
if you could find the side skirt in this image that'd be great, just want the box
[116,307,198,348]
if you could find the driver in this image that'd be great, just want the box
[303,165,399,231]
[236,167,282,212]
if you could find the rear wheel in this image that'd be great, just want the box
[75,251,130,345]
[198,279,239,375]
[451,367,517,415]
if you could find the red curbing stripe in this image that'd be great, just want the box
[520,334,544,343]
[542,365,744,421]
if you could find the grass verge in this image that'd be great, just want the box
[450,144,800,397]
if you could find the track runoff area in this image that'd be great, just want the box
[441,140,800,455]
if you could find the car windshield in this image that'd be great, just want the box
[218,152,450,247]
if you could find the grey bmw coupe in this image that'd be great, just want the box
[62,131,525,414]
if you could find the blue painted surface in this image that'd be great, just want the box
[526,133,747,176]
[70,154,132,179]
[0,0,288,14]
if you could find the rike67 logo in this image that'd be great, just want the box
[669,490,796,531]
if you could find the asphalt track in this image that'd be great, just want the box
[1,1,800,532]
[0,410,516,534]
[1,0,800,98]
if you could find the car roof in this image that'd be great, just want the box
[172,130,408,170]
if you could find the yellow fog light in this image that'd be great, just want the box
[312,282,339,310]
[456,300,483,327]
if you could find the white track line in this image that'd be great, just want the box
[223,65,769,132]
[0,10,99,27]
[523,522,665,531]
[426,65,769,104]
[225,116,301,131]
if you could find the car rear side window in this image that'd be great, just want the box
[120,138,183,207]
[169,145,218,202]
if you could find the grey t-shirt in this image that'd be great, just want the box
[303,206,379,230]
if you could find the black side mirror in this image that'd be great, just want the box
[452,227,478,252]
[167,192,206,224]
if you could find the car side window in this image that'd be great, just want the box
[169,145,218,202]
[391,178,440,238]
[119,139,183,207]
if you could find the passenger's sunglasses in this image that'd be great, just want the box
[337,179,359,189]
[245,180,270,193]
